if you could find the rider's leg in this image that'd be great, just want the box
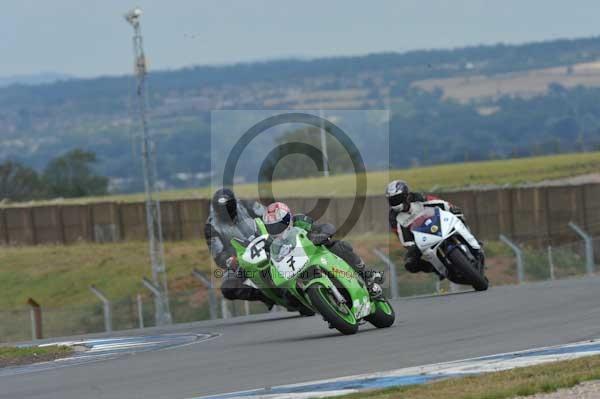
[404,246,422,273]
[220,270,274,308]
[405,246,438,274]
[326,240,383,297]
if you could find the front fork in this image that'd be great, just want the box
[442,236,485,272]
[300,266,371,318]
[423,235,482,278]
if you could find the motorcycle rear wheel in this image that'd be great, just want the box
[448,248,489,291]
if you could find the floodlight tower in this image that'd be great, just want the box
[124,7,172,325]
[318,100,330,177]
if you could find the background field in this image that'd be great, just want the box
[414,60,600,102]
[4,151,600,207]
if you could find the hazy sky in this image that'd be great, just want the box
[2,0,600,78]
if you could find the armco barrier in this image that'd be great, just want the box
[0,183,599,246]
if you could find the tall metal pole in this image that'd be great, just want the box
[318,102,329,177]
[125,8,172,325]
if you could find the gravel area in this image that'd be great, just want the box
[515,380,600,399]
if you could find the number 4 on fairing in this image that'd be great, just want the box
[250,238,266,259]
[241,235,268,265]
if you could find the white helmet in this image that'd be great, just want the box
[385,180,410,212]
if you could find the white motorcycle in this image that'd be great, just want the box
[410,207,488,291]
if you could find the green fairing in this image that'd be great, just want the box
[230,218,394,334]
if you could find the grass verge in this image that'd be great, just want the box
[0,240,213,310]
[341,354,600,399]
[0,232,582,341]
[0,345,73,368]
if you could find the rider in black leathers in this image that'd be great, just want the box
[204,188,273,306]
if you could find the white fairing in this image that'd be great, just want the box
[413,209,480,276]
[241,234,269,265]
[271,235,309,280]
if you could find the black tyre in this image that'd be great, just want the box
[306,283,358,335]
[298,304,316,317]
[448,248,489,291]
[364,299,395,328]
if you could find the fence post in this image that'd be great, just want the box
[568,222,595,275]
[26,298,42,340]
[221,298,230,319]
[244,301,250,316]
[547,246,555,280]
[372,248,399,299]
[499,234,524,284]
[137,293,144,329]
[142,277,163,325]
[192,268,218,320]
[89,285,112,333]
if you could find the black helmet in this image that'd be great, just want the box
[212,188,237,221]
[385,180,410,212]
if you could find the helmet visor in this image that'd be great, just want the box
[265,212,291,236]
[265,220,289,236]
[388,192,407,207]
[214,199,237,220]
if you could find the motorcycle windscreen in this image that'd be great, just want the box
[270,227,310,280]
[410,207,443,237]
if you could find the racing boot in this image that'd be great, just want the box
[251,290,275,311]
[361,266,384,299]
[367,281,383,299]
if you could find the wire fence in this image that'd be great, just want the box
[0,288,276,343]
[1,236,597,344]
[371,236,598,298]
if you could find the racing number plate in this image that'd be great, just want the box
[242,235,269,264]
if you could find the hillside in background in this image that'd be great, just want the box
[0,72,72,88]
[413,61,600,102]
[2,36,600,192]
[3,151,598,206]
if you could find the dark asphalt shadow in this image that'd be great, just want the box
[252,322,405,346]
[403,289,478,300]
[217,313,302,327]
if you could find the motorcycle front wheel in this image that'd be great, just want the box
[307,283,358,335]
[448,248,489,291]
[364,299,395,328]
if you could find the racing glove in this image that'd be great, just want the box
[309,232,331,246]
[225,256,238,271]
[449,205,463,215]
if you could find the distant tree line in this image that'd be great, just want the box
[3,36,600,191]
[0,149,108,202]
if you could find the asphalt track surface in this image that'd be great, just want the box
[2,276,600,399]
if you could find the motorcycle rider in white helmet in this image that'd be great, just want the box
[386,180,466,277]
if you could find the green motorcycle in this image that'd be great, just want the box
[231,219,395,335]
